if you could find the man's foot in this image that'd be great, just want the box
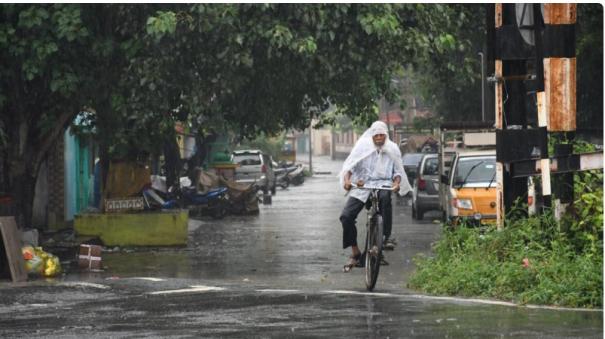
[379,253,389,266]
[355,251,366,268]
[343,252,362,273]
[383,238,396,251]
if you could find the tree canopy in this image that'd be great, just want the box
[0,4,600,226]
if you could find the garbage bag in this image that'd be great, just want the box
[22,246,62,277]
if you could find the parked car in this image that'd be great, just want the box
[231,150,276,195]
[412,153,440,220]
[443,150,497,226]
[401,152,424,186]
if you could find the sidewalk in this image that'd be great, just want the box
[295,153,343,175]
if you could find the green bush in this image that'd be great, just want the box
[236,133,285,160]
[409,172,603,308]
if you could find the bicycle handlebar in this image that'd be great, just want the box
[344,183,394,196]
[350,184,394,191]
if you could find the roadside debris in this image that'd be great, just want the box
[21,246,62,277]
[78,244,103,271]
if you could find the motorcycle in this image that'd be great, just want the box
[181,186,229,219]
[143,186,229,219]
[287,164,305,186]
[274,165,299,189]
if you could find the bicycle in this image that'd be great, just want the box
[346,183,394,291]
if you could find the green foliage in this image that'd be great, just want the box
[236,133,286,161]
[410,173,603,308]
[411,4,485,122]
[146,11,177,39]
[577,4,603,131]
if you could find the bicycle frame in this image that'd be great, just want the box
[350,184,393,290]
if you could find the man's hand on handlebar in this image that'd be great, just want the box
[344,179,365,191]
[392,181,400,193]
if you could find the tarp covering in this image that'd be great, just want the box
[194,168,259,213]
[104,161,151,199]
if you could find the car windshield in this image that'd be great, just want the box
[233,154,261,166]
[402,153,423,166]
[453,156,496,186]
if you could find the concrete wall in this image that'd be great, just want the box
[74,210,189,246]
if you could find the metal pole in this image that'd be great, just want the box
[478,51,486,122]
[308,116,313,175]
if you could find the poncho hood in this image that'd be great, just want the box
[338,121,412,196]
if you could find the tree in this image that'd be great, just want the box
[1,4,488,226]
[411,4,485,122]
[0,4,96,226]
[0,4,160,226]
[577,4,603,131]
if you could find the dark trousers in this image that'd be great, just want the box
[339,191,392,249]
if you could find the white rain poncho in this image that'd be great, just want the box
[338,121,412,197]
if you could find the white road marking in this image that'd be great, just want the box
[322,290,602,312]
[323,290,396,298]
[149,285,225,295]
[59,282,110,290]
[127,277,166,282]
[257,289,301,293]
[57,279,599,312]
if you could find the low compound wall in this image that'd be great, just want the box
[74,210,188,246]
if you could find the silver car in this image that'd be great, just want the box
[232,150,276,195]
[412,153,440,220]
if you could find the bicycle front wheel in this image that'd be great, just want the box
[365,214,383,291]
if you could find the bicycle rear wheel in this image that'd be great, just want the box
[365,214,383,291]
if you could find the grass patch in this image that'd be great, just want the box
[409,172,603,308]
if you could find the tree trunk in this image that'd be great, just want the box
[8,157,38,229]
[186,134,216,181]
[5,107,75,228]
[163,137,182,191]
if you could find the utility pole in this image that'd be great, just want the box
[492,3,578,228]
[478,51,486,122]
[308,115,313,175]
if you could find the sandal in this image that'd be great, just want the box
[343,253,362,273]
[383,239,396,251]
[379,253,389,266]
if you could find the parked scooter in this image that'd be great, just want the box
[143,186,229,219]
[288,164,305,186]
[274,165,299,189]
[181,186,229,219]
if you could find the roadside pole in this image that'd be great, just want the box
[492,3,580,228]
[494,4,505,230]
[542,4,577,220]
[308,116,313,176]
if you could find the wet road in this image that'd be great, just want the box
[0,156,602,338]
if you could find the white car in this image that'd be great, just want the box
[231,150,276,195]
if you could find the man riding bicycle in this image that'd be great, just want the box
[339,121,412,270]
